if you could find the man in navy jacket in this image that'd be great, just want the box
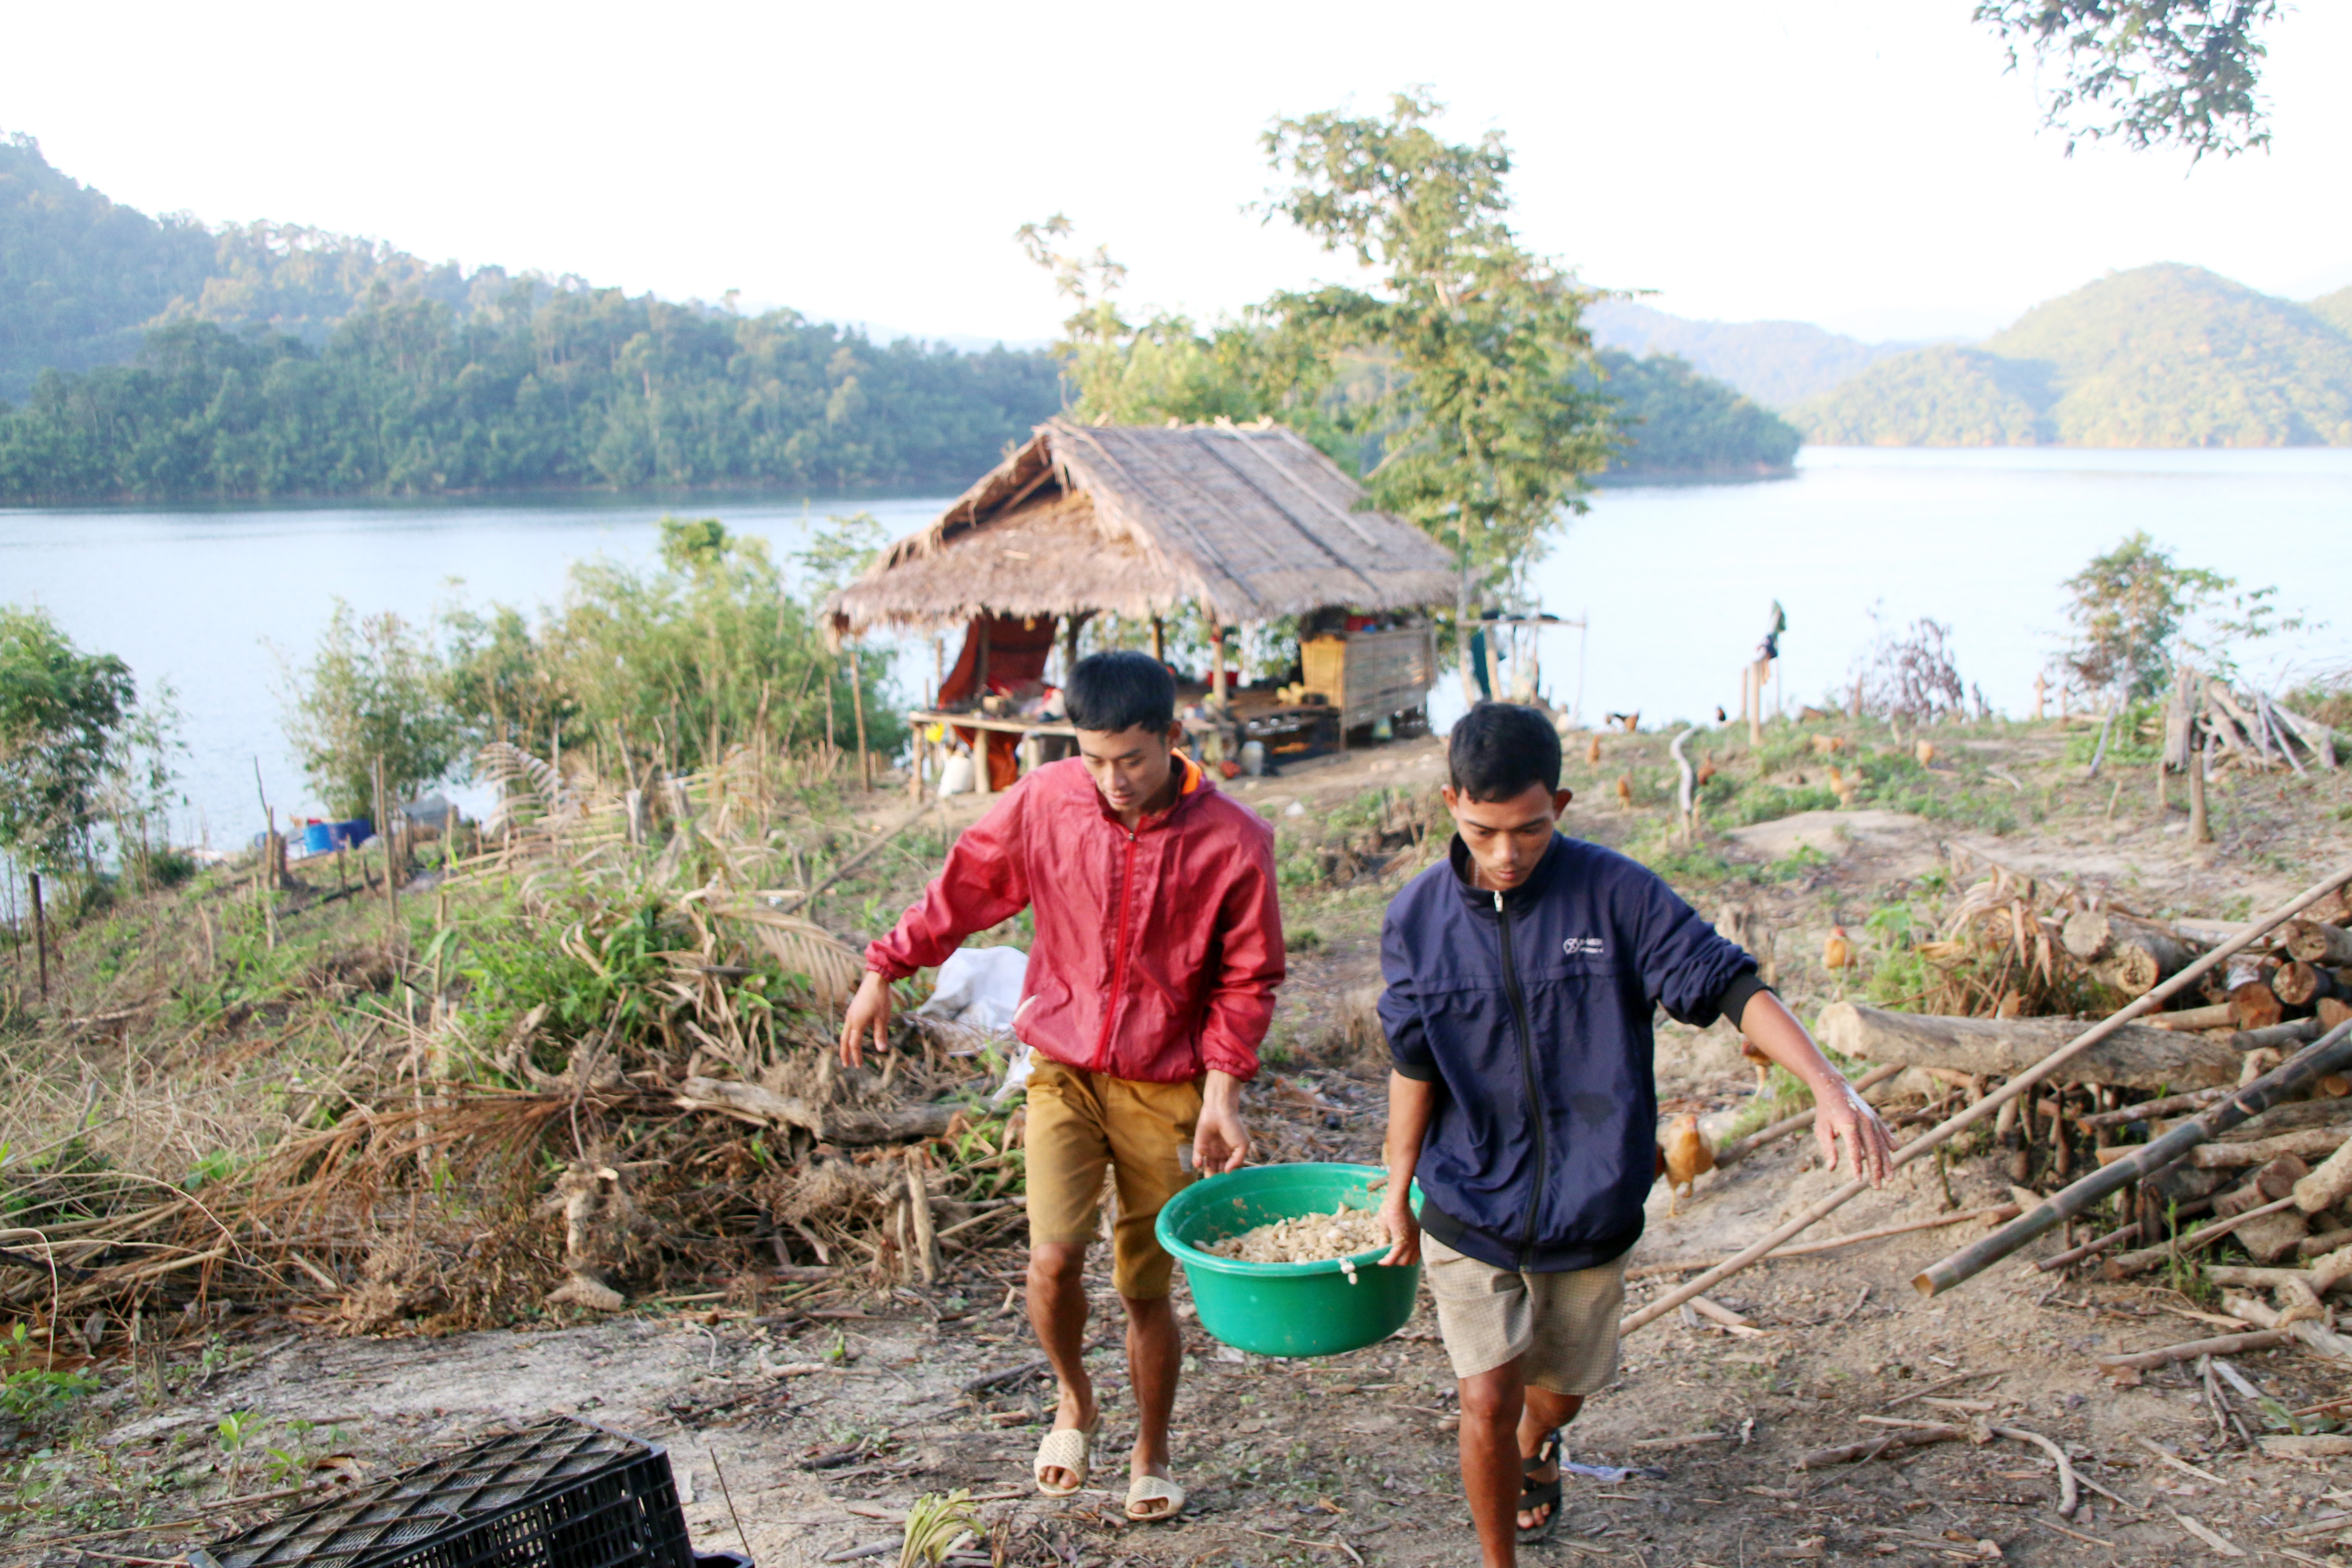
[1377,704,1893,1566]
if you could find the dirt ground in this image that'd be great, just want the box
[12,724,2352,1568]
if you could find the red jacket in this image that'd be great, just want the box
[866,756,1284,1083]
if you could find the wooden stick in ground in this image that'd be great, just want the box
[784,806,934,908]
[2093,1329,2289,1375]
[1918,1018,2352,1296]
[2077,1087,2227,1129]
[1795,1425,1968,1469]
[29,870,47,1001]
[1622,861,2352,1335]
[1714,1063,1905,1168]
[2037,1222,2138,1272]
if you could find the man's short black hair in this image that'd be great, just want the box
[1066,650,1176,734]
[1449,702,1563,801]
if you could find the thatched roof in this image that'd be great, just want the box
[824,419,1455,637]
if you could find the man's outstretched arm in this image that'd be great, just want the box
[841,788,1032,1067]
[1739,991,1896,1185]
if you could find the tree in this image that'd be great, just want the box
[1014,216,1271,427]
[1256,90,1615,695]
[1976,0,2284,161]
[280,601,462,820]
[2060,531,2228,700]
[0,605,175,885]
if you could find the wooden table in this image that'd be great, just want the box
[907,709,1078,798]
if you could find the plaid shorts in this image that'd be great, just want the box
[1421,1233,1628,1393]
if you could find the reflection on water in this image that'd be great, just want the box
[4,447,2348,845]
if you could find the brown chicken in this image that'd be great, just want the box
[1615,773,1634,808]
[1660,1113,1715,1216]
[1738,1034,1773,1095]
[1914,738,1938,767]
[1696,756,1718,787]
[1823,924,1856,969]
[1587,735,1602,766]
[1828,764,1859,807]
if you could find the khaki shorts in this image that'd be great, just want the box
[1422,1233,1628,1393]
[1023,1057,1200,1299]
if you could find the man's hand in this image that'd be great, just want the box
[1194,1070,1250,1174]
[839,971,892,1068]
[1377,1188,1421,1267]
[1814,1076,1897,1187]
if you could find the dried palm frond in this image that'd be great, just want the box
[477,741,577,833]
[710,903,864,1006]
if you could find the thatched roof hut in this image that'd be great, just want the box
[823,418,1455,638]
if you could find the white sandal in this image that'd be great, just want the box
[1124,1472,1186,1522]
[1033,1413,1101,1497]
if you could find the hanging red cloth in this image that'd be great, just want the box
[940,615,1058,791]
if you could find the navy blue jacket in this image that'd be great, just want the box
[1380,833,1763,1274]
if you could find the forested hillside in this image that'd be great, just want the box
[0,136,1059,499]
[1593,350,1801,477]
[1795,265,2352,447]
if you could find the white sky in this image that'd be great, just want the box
[6,1,2349,346]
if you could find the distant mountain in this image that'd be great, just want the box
[1591,350,1801,478]
[1586,300,1917,410]
[2300,285,2352,338]
[0,135,1060,501]
[1795,265,2352,447]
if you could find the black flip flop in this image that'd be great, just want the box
[1518,1428,1563,1545]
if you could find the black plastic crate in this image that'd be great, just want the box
[190,1418,697,1568]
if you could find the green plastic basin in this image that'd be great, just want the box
[1155,1162,1419,1358]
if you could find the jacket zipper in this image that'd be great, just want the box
[1095,828,1140,1063]
[1495,888,1547,1271]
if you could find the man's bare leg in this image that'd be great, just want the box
[1028,1242,1094,1490]
[1121,1292,1182,1512]
[1459,1360,1584,1568]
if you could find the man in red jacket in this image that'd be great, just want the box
[840,650,1284,1522]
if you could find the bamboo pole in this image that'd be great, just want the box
[1620,861,2352,1335]
[29,870,48,1001]
[1714,1063,1904,1168]
[1916,1017,2352,1296]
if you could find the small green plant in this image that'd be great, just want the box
[899,1487,980,1568]
[1760,844,1833,884]
[217,1408,266,1456]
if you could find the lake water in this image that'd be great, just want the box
[3,447,2347,849]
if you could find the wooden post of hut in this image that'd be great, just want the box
[1209,610,1228,710]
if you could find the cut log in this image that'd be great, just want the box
[1817,1002,2240,1090]
[2286,920,2352,967]
[2324,998,2352,1033]
[2094,1329,2288,1374]
[2232,979,2285,1032]
[2275,962,2341,1009]
[2206,1101,2352,1142]
[2077,1086,2228,1129]
[2223,1293,2352,1363]
[2233,1018,2323,1052]
[2293,1136,2352,1214]
[2237,1209,2311,1263]
[2061,910,2197,995]
[2146,1002,2239,1032]
[674,1076,959,1145]
[1795,1426,1969,1469]
[2188,1129,2349,1168]
[1918,1018,2352,1296]
[2214,1158,2311,1215]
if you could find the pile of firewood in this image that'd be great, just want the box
[1817,881,2352,1282]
